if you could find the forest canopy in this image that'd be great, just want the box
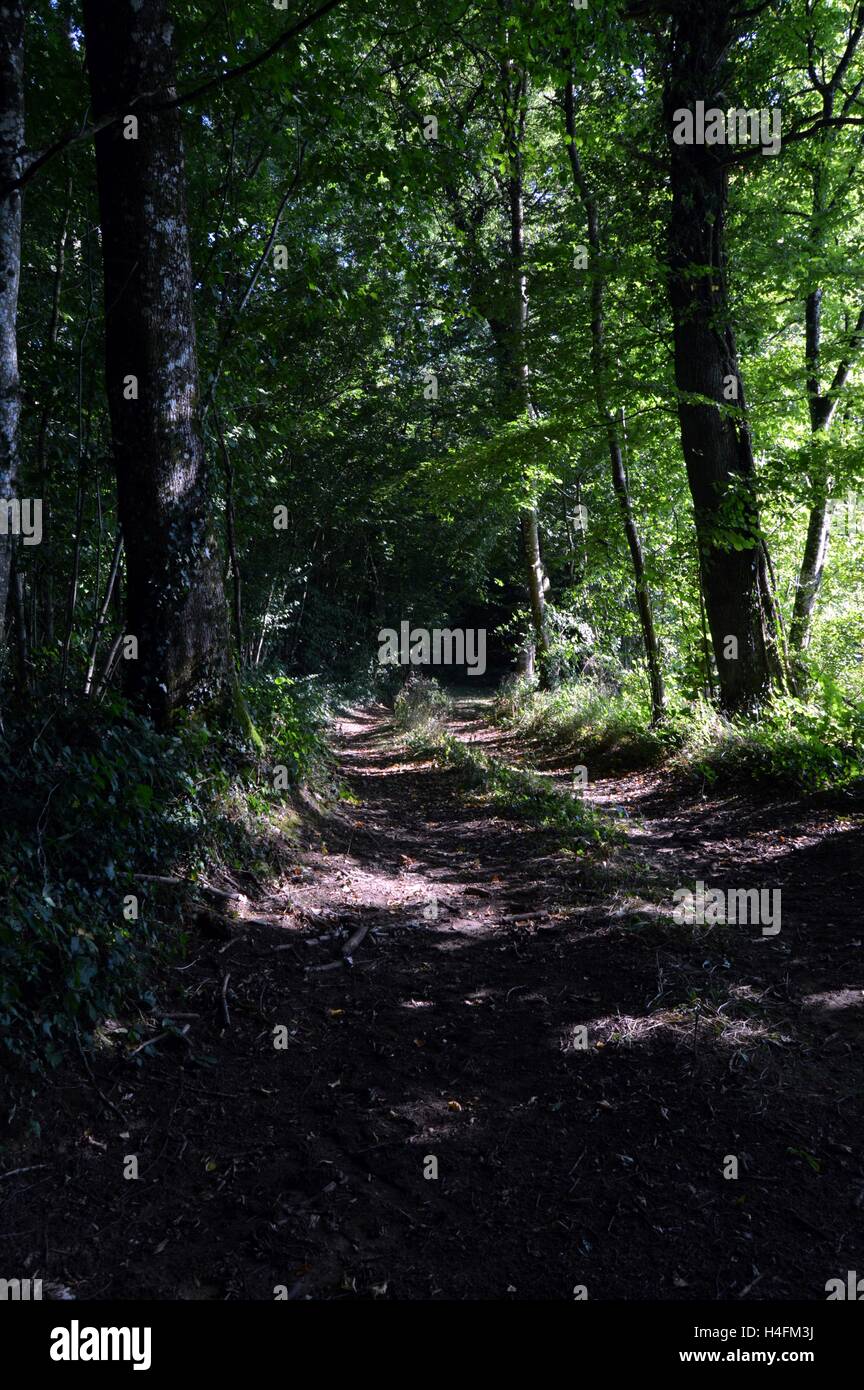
[0,0,859,721]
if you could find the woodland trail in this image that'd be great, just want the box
[6,699,864,1300]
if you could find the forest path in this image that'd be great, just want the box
[8,698,864,1300]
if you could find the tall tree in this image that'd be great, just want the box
[397,36,556,683]
[652,0,777,711]
[497,50,554,683]
[564,75,666,723]
[789,5,864,679]
[0,1,25,649]
[82,0,227,723]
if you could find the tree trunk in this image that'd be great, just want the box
[564,78,666,723]
[789,276,864,675]
[215,412,243,663]
[10,543,29,694]
[519,505,550,675]
[662,1,775,713]
[0,1,25,652]
[499,60,554,686]
[433,62,553,686]
[33,182,73,654]
[790,493,831,665]
[82,0,227,724]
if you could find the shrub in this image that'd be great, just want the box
[393,674,451,735]
[494,670,664,768]
[494,673,864,791]
[670,686,864,789]
[0,676,328,1069]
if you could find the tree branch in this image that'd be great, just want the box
[5,0,342,197]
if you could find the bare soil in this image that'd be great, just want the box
[3,698,863,1300]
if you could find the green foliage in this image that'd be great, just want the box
[497,675,864,791]
[17,0,864,725]
[393,673,452,736]
[495,669,666,768]
[244,673,330,782]
[671,687,864,791]
[410,725,618,845]
[0,679,327,1069]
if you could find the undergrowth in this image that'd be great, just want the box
[0,672,331,1071]
[494,672,864,790]
[393,672,452,736]
[396,675,617,844]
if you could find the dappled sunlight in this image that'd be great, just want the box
[11,694,862,1305]
[559,995,789,1060]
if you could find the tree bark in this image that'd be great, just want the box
[564,78,666,723]
[662,0,775,712]
[10,543,29,694]
[82,0,228,724]
[499,59,554,685]
[788,18,864,680]
[790,281,864,675]
[0,1,25,651]
[215,412,243,663]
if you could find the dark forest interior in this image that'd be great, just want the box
[1,0,864,1340]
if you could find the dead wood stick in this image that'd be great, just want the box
[133,875,242,902]
[306,919,373,974]
[133,874,189,887]
[0,1164,49,1181]
[221,973,232,1028]
[341,921,371,957]
[128,1024,190,1057]
[501,910,552,925]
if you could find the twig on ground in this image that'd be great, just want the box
[342,921,371,957]
[0,1165,49,1182]
[75,1026,128,1122]
[128,1025,191,1058]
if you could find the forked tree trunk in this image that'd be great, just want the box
[82,0,227,723]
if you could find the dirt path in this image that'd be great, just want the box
[5,699,864,1300]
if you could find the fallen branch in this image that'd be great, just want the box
[128,1024,191,1058]
[342,920,371,957]
[305,919,373,974]
[133,874,243,904]
[501,911,552,926]
[0,1165,49,1182]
